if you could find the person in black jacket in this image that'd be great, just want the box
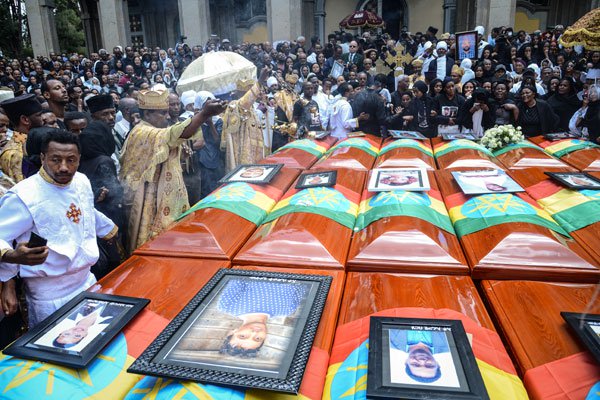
[434,78,465,135]
[546,78,581,132]
[577,85,600,143]
[516,84,559,137]
[457,88,495,137]
[406,81,437,138]
[78,120,124,278]
[351,84,388,136]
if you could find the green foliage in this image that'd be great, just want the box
[55,6,86,54]
[0,0,27,58]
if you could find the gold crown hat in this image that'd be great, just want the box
[285,73,299,85]
[138,86,169,110]
[236,79,255,92]
[411,58,424,67]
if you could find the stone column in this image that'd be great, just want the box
[314,0,326,44]
[97,0,129,49]
[267,0,303,42]
[443,0,457,33]
[475,0,516,35]
[177,0,211,48]
[24,0,60,57]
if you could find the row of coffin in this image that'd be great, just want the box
[6,134,598,399]
[135,134,600,283]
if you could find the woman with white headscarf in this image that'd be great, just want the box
[460,58,475,85]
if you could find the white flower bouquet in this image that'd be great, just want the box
[480,124,525,151]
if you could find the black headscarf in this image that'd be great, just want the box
[79,120,115,160]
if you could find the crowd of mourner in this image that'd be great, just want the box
[0,21,599,342]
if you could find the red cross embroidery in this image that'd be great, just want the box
[66,203,82,224]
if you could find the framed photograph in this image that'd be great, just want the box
[3,292,149,369]
[295,170,337,189]
[368,168,430,192]
[545,172,600,190]
[543,132,579,141]
[219,163,283,184]
[455,31,478,61]
[330,61,345,79]
[348,131,366,138]
[127,269,332,393]
[367,317,489,400]
[442,132,477,141]
[388,130,427,140]
[452,170,524,195]
[561,312,600,364]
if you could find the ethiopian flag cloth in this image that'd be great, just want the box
[525,180,600,233]
[581,189,600,201]
[273,139,328,157]
[536,139,600,158]
[523,351,600,400]
[178,182,282,225]
[262,185,360,229]
[323,308,528,400]
[326,137,380,158]
[434,139,494,159]
[492,141,544,157]
[354,188,455,233]
[378,139,434,158]
[124,346,329,400]
[444,191,568,238]
[0,309,168,400]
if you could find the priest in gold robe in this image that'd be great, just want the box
[119,86,226,253]
[221,66,272,172]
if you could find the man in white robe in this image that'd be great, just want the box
[329,83,368,139]
[0,130,117,327]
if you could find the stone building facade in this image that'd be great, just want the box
[25,0,600,57]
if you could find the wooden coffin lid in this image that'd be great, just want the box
[232,265,345,352]
[260,136,338,169]
[495,145,575,172]
[134,167,300,260]
[432,137,504,171]
[90,255,229,320]
[436,170,600,282]
[310,134,383,171]
[233,169,366,270]
[528,135,600,171]
[374,137,436,170]
[338,273,495,330]
[480,280,600,372]
[347,170,469,274]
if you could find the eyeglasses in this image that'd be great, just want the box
[349,45,357,48]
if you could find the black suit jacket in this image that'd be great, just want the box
[425,56,455,81]
[342,53,364,70]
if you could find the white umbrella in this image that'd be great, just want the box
[176,51,257,96]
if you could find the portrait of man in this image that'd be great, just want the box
[456,32,477,60]
[388,328,461,388]
[32,300,131,353]
[374,169,425,191]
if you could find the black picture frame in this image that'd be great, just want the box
[442,132,477,141]
[295,170,337,189]
[367,317,489,400]
[388,130,427,140]
[561,312,600,364]
[543,132,579,141]
[127,269,332,394]
[218,163,283,184]
[545,172,600,190]
[3,292,149,369]
[455,31,478,61]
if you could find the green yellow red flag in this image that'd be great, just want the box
[523,180,600,233]
[492,141,544,157]
[434,139,495,159]
[354,188,454,233]
[443,191,568,238]
[273,139,328,157]
[536,138,600,158]
[262,185,360,229]
[325,137,380,158]
[178,182,283,225]
[378,139,434,158]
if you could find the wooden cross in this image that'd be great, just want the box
[66,203,82,224]
[384,44,414,76]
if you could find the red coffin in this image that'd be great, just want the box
[310,134,382,171]
[432,137,504,170]
[374,137,436,170]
